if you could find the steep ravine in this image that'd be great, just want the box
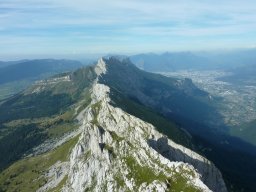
[40,58,227,192]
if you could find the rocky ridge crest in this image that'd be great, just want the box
[39,58,227,192]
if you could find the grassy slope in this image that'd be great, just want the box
[0,134,79,192]
[0,100,82,171]
[0,66,96,171]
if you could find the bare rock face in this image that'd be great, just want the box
[42,58,227,192]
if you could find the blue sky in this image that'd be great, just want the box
[0,0,256,59]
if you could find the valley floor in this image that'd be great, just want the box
[160,70,256,126]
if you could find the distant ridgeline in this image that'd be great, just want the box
[130,49,256,72]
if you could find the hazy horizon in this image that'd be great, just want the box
[1,47,256,62]
[1,0,256,59]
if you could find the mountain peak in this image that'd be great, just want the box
[94,58,107,76]
[103,54,129,61]
[103,56,134,67]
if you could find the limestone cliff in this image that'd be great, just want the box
[38,58,227,192]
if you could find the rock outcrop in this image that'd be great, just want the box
[40,58,227,192]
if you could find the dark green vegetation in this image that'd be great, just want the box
[0,134,79,192]
[0,66,96,171]
[101,57,256,192]
[0,59,83,99]
[0,92,72,122]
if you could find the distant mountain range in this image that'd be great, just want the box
[130,52,211,71]
[130,48,256,72]
[218,63,256,85]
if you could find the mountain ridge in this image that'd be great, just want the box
[2,56,256,191]
[0,57,227,192]
[59,58,226,191]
